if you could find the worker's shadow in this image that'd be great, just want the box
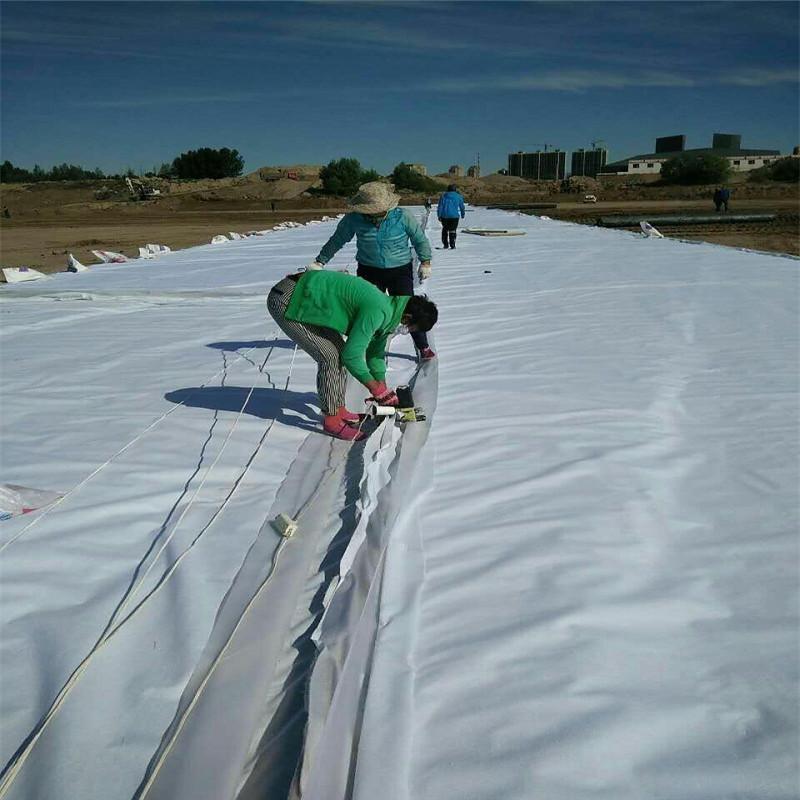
[206,338,296,352]
[164,386,320,433]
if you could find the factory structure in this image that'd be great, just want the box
[507,134,784,180]
[601,134,781,175]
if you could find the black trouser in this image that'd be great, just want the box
[357,262,429,351]
[440,217,459,248]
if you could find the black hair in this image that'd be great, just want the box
[447,184,457,192]
[404,294,438,332]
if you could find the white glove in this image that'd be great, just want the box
[418,262,432,281]
[306,260,324,270]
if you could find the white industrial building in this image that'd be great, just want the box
[603,133,783,176]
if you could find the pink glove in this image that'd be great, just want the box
[364,381,399,406]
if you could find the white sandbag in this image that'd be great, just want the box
[640,220,665,238]
[91,250,128,263]
[3,267,47,283]
[138,247,155,260]
[211,235,229,244]
[0,484,62,521]
[146,243,171,255]
[228,232,243,240]
[66,253,89,272]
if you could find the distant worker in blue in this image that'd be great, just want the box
[713,186,731,212]
[437,184,466,250]
[309,181,436,361]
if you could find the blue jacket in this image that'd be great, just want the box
[437,191,465,219]
[316,207,432,269]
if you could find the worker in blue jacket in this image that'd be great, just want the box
[437,184,466,249]
[310,181,436,360]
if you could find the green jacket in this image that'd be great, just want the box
[285,270,409,384]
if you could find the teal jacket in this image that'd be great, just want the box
[316,207,432,268]
[284,270,409,384]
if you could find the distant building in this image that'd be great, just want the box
[467,164,480,178]
[408,163,427,176]
[602,134,781,175]
[507,150,566,180]
[571,148,608,178]
[448,165,462,178]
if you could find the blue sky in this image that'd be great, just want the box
[2,1,798,175]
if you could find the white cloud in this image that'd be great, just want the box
[418,68,798,93]
[719,68,800,87]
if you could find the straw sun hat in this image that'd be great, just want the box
[348,181,400,215]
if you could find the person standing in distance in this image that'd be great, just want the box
[437,184,466,249]
[309,181,436,361]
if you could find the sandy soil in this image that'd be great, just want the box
[2,175,797,278]
[544,198,799,256]
[0,209,346,274]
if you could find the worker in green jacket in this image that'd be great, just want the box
[267,269,438,440]
[308,182,437,362]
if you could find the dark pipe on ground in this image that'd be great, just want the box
[598,214,777,227]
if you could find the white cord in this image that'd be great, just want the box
[140,208,435,790]
[137,408,397,797]
[0,343,298,796]
[0,344,264,554]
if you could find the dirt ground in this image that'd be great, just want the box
[1,171,797,277]
[543,198,799,256]
[0,209,347,274]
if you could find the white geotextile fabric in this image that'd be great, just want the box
[0,217,361,799]
[1,208,798,799]
[342,211,799,799]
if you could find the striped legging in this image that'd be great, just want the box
[267,277,348,416]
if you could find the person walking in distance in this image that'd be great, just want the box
[309,181,436,361]
[437,184,466,249]
[267,270,438,441]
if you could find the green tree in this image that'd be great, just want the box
[749,157,799,183]
[171,147,244,179]
[391,162,442,192]
[660,154,731,185]
[0,161,28,182]
[0,160,105,182]
[319,157,373,195]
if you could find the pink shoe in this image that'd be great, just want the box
[419,347,436,361]
[336,406,363,423]
[323,415,366,441]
